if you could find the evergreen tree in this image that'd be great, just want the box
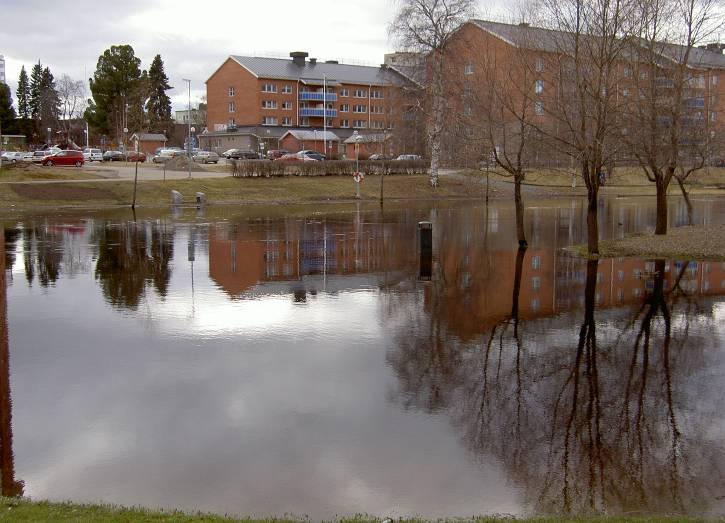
[29,61,43,120]
[17,66,30,119]
[85,45,143,142]
[0,83,17,136]
[145,54,172,131]
[39,67,60,130]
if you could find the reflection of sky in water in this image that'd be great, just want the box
[5,199,725,519]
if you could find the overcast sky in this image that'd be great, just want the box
[0,0,506,114]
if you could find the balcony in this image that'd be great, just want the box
[299,92,337,102]
[300,108,338,118]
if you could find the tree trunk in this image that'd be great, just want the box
[586,189,599,255]
[514,176,527,248]
[675,177,693,226]
[655,181,668,235]
[512,246,527,320]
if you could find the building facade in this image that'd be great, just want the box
[203,52,423,157]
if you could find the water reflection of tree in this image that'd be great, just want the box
[94,222,174,309]
[21,225,63,287]
[387,255,725,515]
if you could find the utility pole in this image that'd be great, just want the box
[182,78,192,179]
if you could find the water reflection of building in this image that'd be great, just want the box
[208,217,417,298]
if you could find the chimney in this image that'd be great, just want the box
[519,22,530,27]
[325,60,338,64]
[290,51,308,66]
[309,57,317,65]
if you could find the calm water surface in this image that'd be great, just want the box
[1,197,725,519]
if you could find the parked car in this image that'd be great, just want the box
[29,150,52,163]
[275,151,324,162]
[151,149,183,163]
[124,151,147,162]
[266,149,289,160]
[368,154,392,161]
[395,154,422,161]
[82,148,103,162]
[193,151,220,164]
[102,151,125,162]
[0,151,26,163]
[223,148,260,160]
[41,150,85,167]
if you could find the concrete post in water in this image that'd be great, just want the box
[418,221,432,280]
[170,190,183,205]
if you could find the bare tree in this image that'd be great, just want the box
[389,0,477,187]
[56,74,87,137]
[625,0,722,234]
[539,0,637,254]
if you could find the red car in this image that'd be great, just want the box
[125,151,147,162]
[42,150,85,167]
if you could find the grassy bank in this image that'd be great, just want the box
[0,499,715,523]
[0,173,487,211]
[567,225,725,261]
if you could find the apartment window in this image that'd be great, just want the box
[228,86,235,96]
[353,105,367,113]
[340,88,349,97]
[371,105,384,114]
[262,116,277,125]
[535,79,544,94]
[300,117,310,126]
[261,83,277,93]
[711,111,717,122]
[262,100,278,109]
[532,276,541,291]
[712,75,719,86]
[340,104,349,112]
[340,119,349,128]
[531,298,540,312]
[618,270,624,281]
[532,256,541,270]
[326,118,334,127]
[464,63,474,75]
[622,88,629,97]
[282,101,292,110]
[228,101,236,113]
[282,85,293,93]
[535,57,544,72]
[354,89,367,98]
[370,90,383,98]
[282,117,292,126]
[228,118,235,126]
[371,120,385,129]
[352,120,368,128]
[640,71,648,80]
[624,67,632,78]
[535,101,544,115]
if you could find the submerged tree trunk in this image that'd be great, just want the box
[655,181,669,235]
[514,176,527,248]
[675,177,693,226]
[586,189,599,255]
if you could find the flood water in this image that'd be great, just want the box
[1,196,725,519]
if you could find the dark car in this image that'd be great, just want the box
[224,149,260,160]
[103,151,125,162]
[41,150,85,167]
[266,149,289,160]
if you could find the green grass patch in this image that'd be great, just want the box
[0,498,717,523]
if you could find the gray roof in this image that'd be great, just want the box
[471,19,725,69]
[132,133,167,141]
[282,130,340,142]
[230,56,407,86]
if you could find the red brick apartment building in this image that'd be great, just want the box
[438,20,725,167]
[202,52,422,157]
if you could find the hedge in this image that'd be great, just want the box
[229,159,429,178]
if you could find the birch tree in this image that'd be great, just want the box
[390,0,477,187]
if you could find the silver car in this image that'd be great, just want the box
[1,151,26,163]
[192,151,220,164]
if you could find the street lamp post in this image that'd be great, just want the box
[182,78,192,179]
[353,130,362,199]
[123,127,128,162]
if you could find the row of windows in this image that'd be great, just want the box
[232,84,384,97]
[232,102,388,114]
[255,117,389,128]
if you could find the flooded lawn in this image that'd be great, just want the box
[1,196,725,519]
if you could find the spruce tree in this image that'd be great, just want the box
[39,67,60,128]
[29,61,43,120]
[17,66,30,119]
[146,54,172,131]
[0,83,17,134]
